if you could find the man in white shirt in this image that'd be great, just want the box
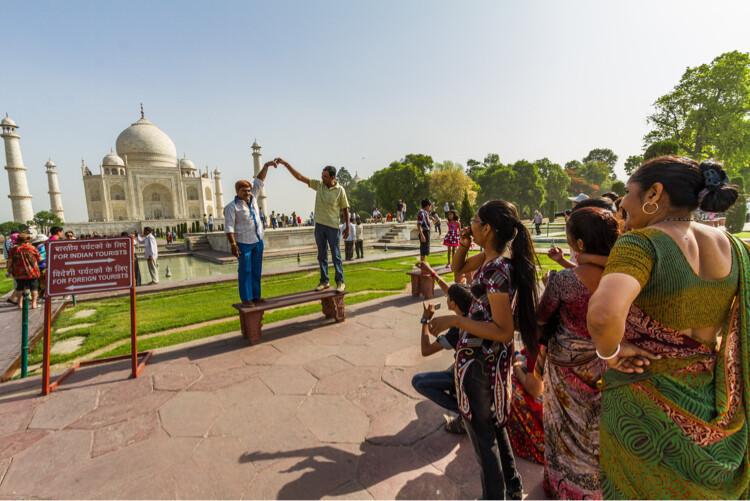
[224,161,275,307]
[135,227,159,285]
[341,219,356,261]
[208,214,214,232]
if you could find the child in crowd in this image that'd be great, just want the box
[412,261,473,433]
[442,209,461,267]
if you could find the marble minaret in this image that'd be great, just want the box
[46,159,65,222]
[1,115,34,223]
[251,140,268,217]
[213,167,224,211]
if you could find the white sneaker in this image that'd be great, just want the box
[335,282,346,293]
[315,282,330,292]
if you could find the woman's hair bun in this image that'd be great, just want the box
[698,159,738,213]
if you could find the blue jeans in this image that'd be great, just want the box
[314,224,344,284]
[411,367,459,414]
[237,240,263,302]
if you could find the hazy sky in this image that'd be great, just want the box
[2,0,749,221]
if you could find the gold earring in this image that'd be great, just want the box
[642,201,658,215]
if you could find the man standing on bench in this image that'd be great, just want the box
[224,160,276,307]
[275,158,350,293]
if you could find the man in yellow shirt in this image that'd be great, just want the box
[276,158,350,293]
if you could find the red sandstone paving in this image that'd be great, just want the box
[261,365,318,395]
[313,366,381,395]
[28,386,99,430]
[0,293,544,499]
[366,399,446,447]
[187,363,267,392]
[298,395,370,443]
[91,411,162,457]
[151,357,202,391]
[159,391,223,437]
[0,429,51,460]
[302,354,354,379]
[346,380,410,417]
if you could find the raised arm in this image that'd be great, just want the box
[430,292,514,343]
[274,158,310,186]
[256,161,277,182]
[451,227,484,275]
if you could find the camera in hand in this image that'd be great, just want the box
[554,210,571,218]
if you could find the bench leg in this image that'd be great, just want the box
[322,296,346,323]
[419,275,435,299]
[240,311,264,345]
[411,275,421,297]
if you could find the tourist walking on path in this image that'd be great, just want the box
[533,210,543,235]
[444,201,450,219]
[417,199,432,264]
[224,161,275,307]
[203,214,209,233]
[396,200,404,223]
[587,156,749,499]
[432,210,442,235]
[537,207,621,499]
[208,214,214,232]
[276,158,350,293]
[6,233,41,309]
[443,209,461,267]
[135,227,159,285]
[401,201,407,222]
[342,219,355,261]
[428,200,539,500]
[355,218,364,259]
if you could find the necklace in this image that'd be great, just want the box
[659,217,693,223]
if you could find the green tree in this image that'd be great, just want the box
[370,161,430,219]
[474,163,515,204]
[624,155,644,175]
[611,180,626,197]
[547,199,557,223]
[583,148,619,171]
[535,158,570,208]
[433,160,464,172]
[348,178,378,215]
[403,154,434,173]
[28,211,62,236]
[725,176,746,234]
[644,51,750,171]
[510,160,545,219]
[643,139,679,161]
[336,167,354,193]
[429,169,477,210]
[460,190,474,227]
[581,161,612,188]
[482,153,501,167]
[0,221,29,236]
[466,159,484,180]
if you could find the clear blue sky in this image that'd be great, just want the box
[1,0,749,221]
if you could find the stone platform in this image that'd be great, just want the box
[0,293,544,499]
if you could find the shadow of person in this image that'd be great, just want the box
[239,400,474,499]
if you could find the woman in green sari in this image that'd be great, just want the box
[586,155,749,499]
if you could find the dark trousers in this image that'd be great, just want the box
[314,224,344,284]
[134,256,142,286]
[462,361,523,500]
[411,367,458,414]
[355,240,364,258]
[237,240,263,302]
[344,240,354,260]
[534,223,541,235]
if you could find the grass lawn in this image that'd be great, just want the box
[0,274,13,296]
[31,250,563,368]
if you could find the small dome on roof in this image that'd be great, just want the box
[180,157,196,170]
[1,115,16,127]
[45,159,56,168]
[252,140,261,149]
[213,167,221,175]
[102,152,125,166]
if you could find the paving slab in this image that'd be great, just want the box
[0,292,544,499]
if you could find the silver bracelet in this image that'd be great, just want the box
[596,343,621,360]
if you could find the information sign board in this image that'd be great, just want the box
[46,237,133,296]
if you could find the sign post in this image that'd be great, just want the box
[42,237,152,395]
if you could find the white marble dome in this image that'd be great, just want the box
[115,117,177,166]
[102,152,125,166]
[1,116,16,127]
[45,159,56,168]
[180,157,196,170]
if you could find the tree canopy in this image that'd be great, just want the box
[370,160,430,218]
[429,169,477,209]
[28,211,62,236]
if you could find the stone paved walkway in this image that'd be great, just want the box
[0,293,544,499]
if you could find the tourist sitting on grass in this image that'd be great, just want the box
[224,160,276,307]
[412,261,473,434]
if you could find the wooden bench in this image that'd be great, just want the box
[407,267,474,299]
[233,289,348,344]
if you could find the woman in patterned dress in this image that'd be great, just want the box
[443,209,461,267]
[429,200,539,500]
[537,207,621,499]
[588,156,749,499]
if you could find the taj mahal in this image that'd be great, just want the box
[2,107,270,234]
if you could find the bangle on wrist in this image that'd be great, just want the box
[430,272,438,278]
[230,242,237,247]
[596,343,621,360]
